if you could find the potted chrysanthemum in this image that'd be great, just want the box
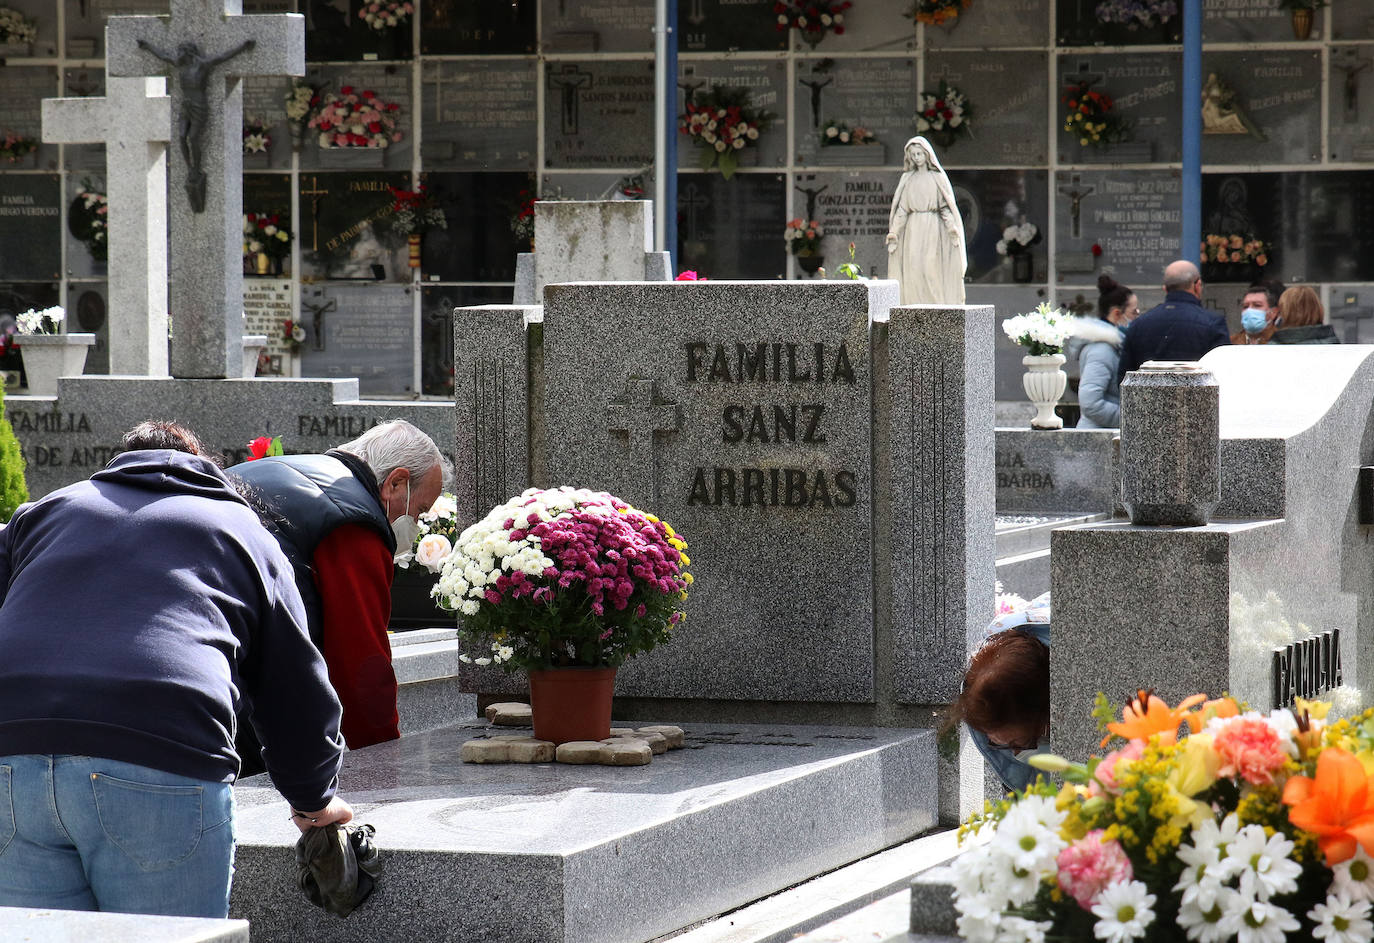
[434,486,691,744]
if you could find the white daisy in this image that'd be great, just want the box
[992,801,1065,874]
[1091,880,1156,942]
[1227,826,1300,901]
[997,916,1051,943]
[1331,847,1374,903]
[1177,885,1242,943]
[1226,897,1300,943]
[1310,894,1374,943]
[1175,836,1226,910]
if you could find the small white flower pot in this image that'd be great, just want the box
[1021,353,1066,430]
[18,333,96,397]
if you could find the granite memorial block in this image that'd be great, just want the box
[296,170,409,282]
[298,65,413,172]
[995,428,1119,515]
[297,283,414,395]
[420,60,536,170]
[524,200,669,305]
[1055,170,1180,286]
[679,60,787,168]
[63,0,167,59]
[1330,47,1374,162]
[44,77,171,375]
[791,59,914,168]
[1051,345,1374,759]
[677,173,786,278]
[542,0,655,53]
[956,170,1050,284]
[543,60,656,170]
[107,0,306,379]
[451,305,532,529]
[6,376,455,497]
[420,0,537,55]
[886,304,994,704]
[1119,364,1219,526]
[0,66,58,169]
[924,53,1049,167]
[928,0,1048,49]
[0,908,247,943]
[303,0,412,62]
[534,280,886,703]
[1200,52,1321,166]
[0,173,60,280]
[1057,54,1182,165]
[417,171,526,283]
[1202,0,1297,44]
[679,0,787,52]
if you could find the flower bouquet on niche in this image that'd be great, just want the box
[906,0,971,27]
[917,79,972,148]
[434,487,690,673]
[1095,0,1178,29]
[0,7,37,46]
[242,212,291,274]
[953,689,1374,943]
[1064,81,1132,149]
[242,117,272,155]
[679,85,772,180]
[308,86,402,149]
[358,0,413,31]
[0,130,37,164]
[774,0,852,47]
[1002,302,1072,357]
[821,119,878,147]
[69,181,108,263]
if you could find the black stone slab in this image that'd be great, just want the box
[420,60,536,171]
[296,171,410,282]
[420,0,536,55]
[420,285,511,397]
[304,0,413,62]
[0,65,57,170]
[956,170,1051,285]
[0,173,60,280]
[417,171,527,283]
[1057,0,1180,45]
[298,282,414,395]
[62,172,105,280]
[243,173,293,277]
[676,172,785,278]
[678,0,787,52]
[1198,51,1322,166]
[543,0,655,53]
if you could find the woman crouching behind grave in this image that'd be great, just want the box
[0,420,351,918]
[947,592,1051,792]
[1069,274,1139,429]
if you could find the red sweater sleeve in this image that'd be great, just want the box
[313,524,399,749]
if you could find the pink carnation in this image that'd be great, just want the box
[1213,717,1287,785]
[1056,831,1133,910]
[1090,741,1144,796]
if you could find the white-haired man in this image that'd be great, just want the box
[231,420,444,751]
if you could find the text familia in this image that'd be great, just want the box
[683,341,857,509]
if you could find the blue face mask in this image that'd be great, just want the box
[1241,308,1268,334]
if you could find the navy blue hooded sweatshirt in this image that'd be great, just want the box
[0,450,344,812]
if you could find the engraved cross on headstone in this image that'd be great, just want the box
[547,64,593,135]
[798,72,831,129]
[106,0,304,379]
[299,175,329,252]
[42,77,171,376]
[1058,173,1095,240]
[606,378,680,509]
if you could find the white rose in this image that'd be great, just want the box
[714,140,726,152]
[839,131,850,143]
[746,127,759,139]
[416,534,453,573]
[916,118,930,131]
[826,126,839,138]
[949,116,963,127]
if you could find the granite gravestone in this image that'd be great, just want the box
[515,200,671,305]
[106,0,305,379]
[297,283,414,395]
[791,59,914,168]
[1057,53,1182,165]
[677,173,786,278]
[420,60,536,170]
[43,77,171,375]
[0,174,60,280]
[543,60,656,170]
[924,53,1049,167]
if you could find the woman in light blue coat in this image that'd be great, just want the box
[1069,274,1138,429]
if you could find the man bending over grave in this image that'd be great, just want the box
[230,419,445,752]
[0,421,351,917]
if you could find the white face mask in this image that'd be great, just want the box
[391,478,420,562]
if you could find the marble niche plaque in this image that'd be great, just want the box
[297,283,414,395]
[1199,52,1321,166]
[296,171,410,283]
[299,66,414,172]
[544,60,655,170]
[678,0,786,52]
[785,1,912,53]
[416,172,527,283]
[421,0,536,55]
[543,0,655,53]
[800,172,894,279]
[242,279,294,376]
[679,60,787,169]
[924,52,1049,167]
[0,174,60,280]
[420,60,536,170]
[0,66,57,170]
[65,0,165,58]
[1057,54,1181,165]
[1202,0,1296,44]
[304,0,412,62]
[1330,47,1374,163]
[1055,170,1180,286]
[955,170,1051,285]
[1333,3,1374,40]
[928,0,1048,49]
[791,59,914,169]
[241,76,294,172]
[677,173,785,279]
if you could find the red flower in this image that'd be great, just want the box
[1091,243,1103,257]
[340,85,354,95]
[247,436,273,460]
[318,119,333,131]
[362,89,376,99]
[834,25,844,32]
[385,103,400,112]
[675,270,702,281]
[367,121,382,133]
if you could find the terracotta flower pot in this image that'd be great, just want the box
[528,667,617,744]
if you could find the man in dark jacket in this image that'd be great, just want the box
[231,419,444,751]
[0,421,350,918]
[1117,260,1231,381]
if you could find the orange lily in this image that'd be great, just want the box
[1184,696,1240,734]
[1283,746,1374,866]
[1103,689,1206,748]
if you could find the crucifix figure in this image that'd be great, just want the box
[43,77,170,375]
[1335,50,1373,120]
[795,182,828,220]
[1058,174,1095,240]
[136,38,256,212]
[606,378,680,510]
[798,74,831,129]
[106,0,304,379]
[299,175,329,252]
[678,78,706,107]
[302,295,336,351]
[547,64,593,135]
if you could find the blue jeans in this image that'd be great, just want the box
[0,755,236,917]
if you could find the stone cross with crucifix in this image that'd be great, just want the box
[606,377,680,509]
[106,0,303,379]
[42,77,171,376]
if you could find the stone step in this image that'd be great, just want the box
[0,906,248,942]
[230,721,938,943]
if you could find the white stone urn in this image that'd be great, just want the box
[17,333,95,396]
[1021,353,1067,430]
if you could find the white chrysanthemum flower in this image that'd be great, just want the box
[458,653,472,663]
[1090,880,1156,943]
[1310,894,1374,943]
[1187,814,1246,881]
[955,907,999,943]
[495,645,515,662]
[992,801,1065,874]
[1226,896,1300,943]
[998,916,1051,943]
[1177,884,1242,943]
[1331,848,1374,902]
[459,600,480,616]
[1227,826,1300,901]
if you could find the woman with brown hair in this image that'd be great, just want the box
[1272,285,1339,345]
[949,593,1050,792]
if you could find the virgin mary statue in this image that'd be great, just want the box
[885,136,966,305]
